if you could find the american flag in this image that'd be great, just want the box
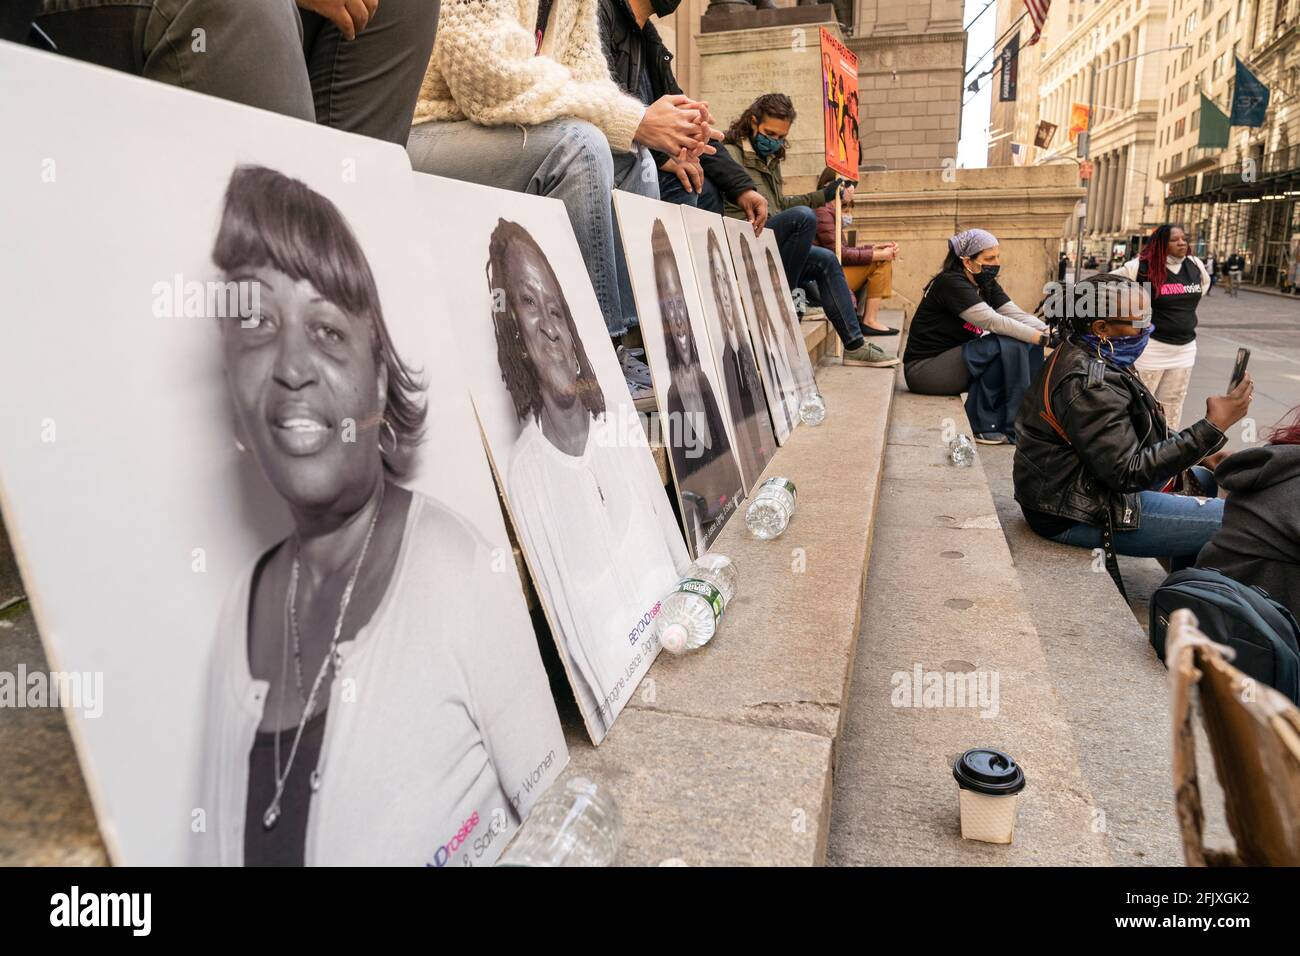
[1010,143,1027,166]
[1024,0,1050,45]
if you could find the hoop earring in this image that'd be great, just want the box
[379,417,398,456]
[233,436,248,454]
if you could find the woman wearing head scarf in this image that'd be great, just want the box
[197,167,564,866]
[1014,274,1252,593]
[903,229,1050,444]
[1110,224,1210,430]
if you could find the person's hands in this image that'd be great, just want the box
[737,189,768,234]
[637,95,716,157]
[298,0,378,40]
[1205,372,1254,433]
[872,244,895,262]
[662,152,704,194]
[841,184,856,205]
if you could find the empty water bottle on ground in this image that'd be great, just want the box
[949,435,975,467]
[799,392,827,425]
[496,777,621,867]
[746,477,797,539]
[656,553,738,654]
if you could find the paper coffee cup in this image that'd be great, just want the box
[952,748,1026,844]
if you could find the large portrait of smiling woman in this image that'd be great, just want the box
[0,47,564,867]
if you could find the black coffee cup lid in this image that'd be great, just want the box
[953,748,1026,796]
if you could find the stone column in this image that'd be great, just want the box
[1113,145,1128,236]
[1094,156,1110,236]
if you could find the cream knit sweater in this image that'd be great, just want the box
[414,0,647,153]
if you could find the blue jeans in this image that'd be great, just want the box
[800,247,864,349]
[767,205,816,292]
[657,168,700,207]
[1051,467,1224,566]
[962,334,1043,437]
[407,119,657,336]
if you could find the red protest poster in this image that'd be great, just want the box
[819,27,860,181]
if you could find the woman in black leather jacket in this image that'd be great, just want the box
[1013,273,1253,583]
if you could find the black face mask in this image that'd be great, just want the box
[973,264,1000,286]
[651,0,682,15]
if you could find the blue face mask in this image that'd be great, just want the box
[753,133,785,158]
[1079,325,1152,368]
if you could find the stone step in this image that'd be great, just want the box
[828,386,1112,865]
[537,360,900,865]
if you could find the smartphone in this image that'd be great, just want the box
[1229,347,1251,390]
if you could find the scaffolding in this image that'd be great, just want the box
[1167,145,1300,288]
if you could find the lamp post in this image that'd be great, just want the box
[1074,44,1190,280]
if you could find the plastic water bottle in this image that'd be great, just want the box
[656,554,738,655]
[745,477,797,539]
[799,392,827,425]
[948,435,975,467]
[496,777,621,867]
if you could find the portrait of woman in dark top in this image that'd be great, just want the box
[651,219,745,553]
[705,227,774,489]
[738,231,796,437]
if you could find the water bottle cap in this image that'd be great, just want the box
[660,623,689,655]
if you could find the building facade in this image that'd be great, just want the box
[667,0,966,174]
[1165,1,1300,286]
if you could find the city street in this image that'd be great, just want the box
[1183,288,1300,451]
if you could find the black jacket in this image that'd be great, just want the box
[1198,443,1300,620]
[1013,338,1226,530]
[597,0,755,201]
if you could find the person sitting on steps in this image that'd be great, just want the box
[1013,273,1254,592]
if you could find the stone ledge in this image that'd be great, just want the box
[829,386,1111,866]
[551,708,833,865]
[625,362,896,754]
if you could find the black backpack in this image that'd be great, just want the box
[1150,567,1300,705]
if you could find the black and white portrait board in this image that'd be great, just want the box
[613,191,747,557]
[755,226,820,404]
[721,217,800,443]
[680,205,777,492]
[0,44,565,866]
[411,175,691,746]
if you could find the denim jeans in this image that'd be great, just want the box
[1051,467,1223,567]
[799,247,865,349]
[962,334,1043,437]
[657,168,700,207]
[407,119,658,336]
[767,205,816,292]
[34,0,436,146]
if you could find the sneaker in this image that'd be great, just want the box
[617,345,653,388]
[974,432,1011,445]
[842,341,901,367]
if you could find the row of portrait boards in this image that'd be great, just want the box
[0,41,816,866]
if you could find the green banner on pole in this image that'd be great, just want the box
[1198,92,1230,148]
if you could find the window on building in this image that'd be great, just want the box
[1217,13,1231,39]
[1192,108,1201,131]
[1196,69,1206,90]
[1202,0,1213,17]
[1172,151,1183,170]
[1199,32,1212,55]
[1212,54,1224,80]
[1179,83,1190,105]
[1176,118,1186,139]
[1182,48,1193,69]
[1186,11,1197,34]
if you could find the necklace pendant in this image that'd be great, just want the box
[263,804,281,831]
[310,769,322,792]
